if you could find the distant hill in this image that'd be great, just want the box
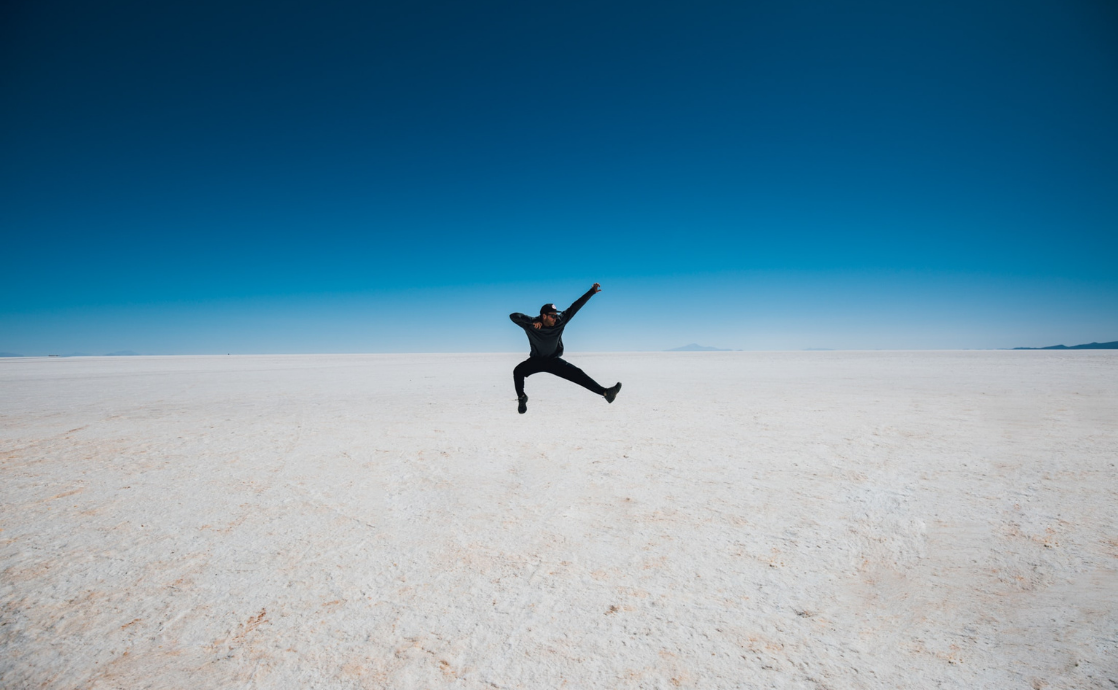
[1013,341,1118,350]
[668,343,732,352]
[0,352,22,357]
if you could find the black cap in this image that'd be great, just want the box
[540,303,559,316]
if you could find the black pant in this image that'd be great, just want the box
[513,357,606,397]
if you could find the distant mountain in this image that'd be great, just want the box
[0,352,22,357]
[1013,341,1118,350]
[668,343,732,352]
[105,350,140,356]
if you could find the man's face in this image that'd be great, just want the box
[541,312,558,327]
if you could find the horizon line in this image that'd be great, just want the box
[5,348,1116,359]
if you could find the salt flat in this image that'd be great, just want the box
[1,352,1115,689]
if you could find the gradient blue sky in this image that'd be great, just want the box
[2,0,1116,354]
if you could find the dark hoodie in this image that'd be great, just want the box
[509,287,596,359]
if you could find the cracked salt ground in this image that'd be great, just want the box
[1,351,1116,689]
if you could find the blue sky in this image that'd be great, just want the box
[2,0,1116,354]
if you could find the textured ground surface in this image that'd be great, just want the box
[1,351,1116,689]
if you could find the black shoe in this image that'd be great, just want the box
[518,394,528,414]
[604,382,622,403]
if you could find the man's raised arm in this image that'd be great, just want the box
[562,283,601,323]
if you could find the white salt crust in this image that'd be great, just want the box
[1,351,1115,689]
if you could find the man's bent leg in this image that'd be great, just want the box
[545,358,608,395]
[513,358,546,397]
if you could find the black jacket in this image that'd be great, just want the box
[509,287,596,358]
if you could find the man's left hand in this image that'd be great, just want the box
[592,283,601,293]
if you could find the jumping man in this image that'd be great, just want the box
[509,283,622,414]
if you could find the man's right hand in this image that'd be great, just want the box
[532,321,542,329]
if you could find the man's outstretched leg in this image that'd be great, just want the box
[544,358,615,397]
